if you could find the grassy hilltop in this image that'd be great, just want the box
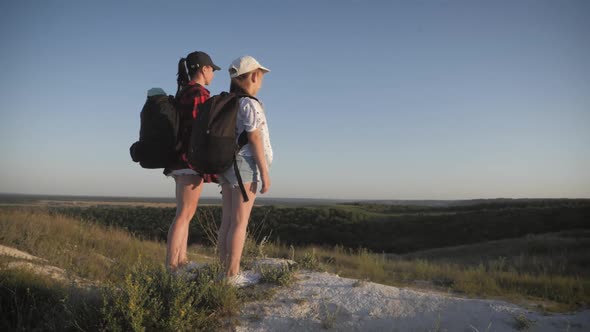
[0,198,589,330]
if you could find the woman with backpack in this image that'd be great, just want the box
[216,56,273,286]
[165,51,220,272]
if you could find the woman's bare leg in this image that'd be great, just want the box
[178,200,199,265]
[225,182,257,277]
[166,174,203,270]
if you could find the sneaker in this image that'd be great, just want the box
[226,271,260,288]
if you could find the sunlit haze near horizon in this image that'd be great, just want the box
[0,0,589,200]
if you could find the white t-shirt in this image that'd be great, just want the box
[236,97,273,166]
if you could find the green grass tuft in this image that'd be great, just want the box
[259,265,295,286]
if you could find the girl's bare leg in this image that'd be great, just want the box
[218,184,233,268]
[166,174,203,270]
[225,182,257,277]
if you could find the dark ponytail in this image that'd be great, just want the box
[176,57,190,96]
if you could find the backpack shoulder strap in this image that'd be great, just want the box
[233,157,250,203]
[232,94,254,148]
[231,93,260,203]
[235,94,259,103]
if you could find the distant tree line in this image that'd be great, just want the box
[340,199,590,214]
[40,200,590,254]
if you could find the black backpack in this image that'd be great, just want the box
[188,92,257,201]
[129,92,181,169]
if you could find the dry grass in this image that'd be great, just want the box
[0,208,256,331]
[264,241,590,312]
[0,208,169,282]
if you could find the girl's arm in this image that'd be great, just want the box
[247,129,271,194]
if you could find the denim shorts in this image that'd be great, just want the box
[217,155,259,187]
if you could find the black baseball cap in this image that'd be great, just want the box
[186,51,221,71]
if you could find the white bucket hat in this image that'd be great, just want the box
[229,55,270,78]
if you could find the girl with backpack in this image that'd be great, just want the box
[165,51,220,272]
[216,56,273,287]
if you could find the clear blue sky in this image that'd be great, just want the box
[1,0,588,200]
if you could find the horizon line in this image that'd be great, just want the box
[1,192,588,202]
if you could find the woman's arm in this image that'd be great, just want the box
[247,129,271,194]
